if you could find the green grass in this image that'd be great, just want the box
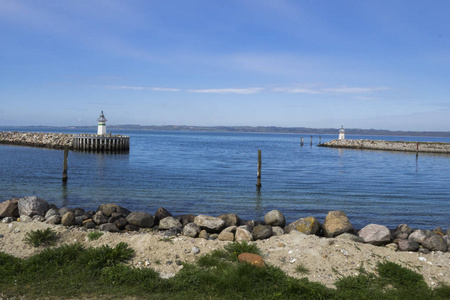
[295,263,310,275]
[87,231,103,241]
[23,228,58,247]
[0,241,449,299]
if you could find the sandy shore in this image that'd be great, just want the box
[1,221,449,289]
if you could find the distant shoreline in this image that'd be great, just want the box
[2,125,450,138]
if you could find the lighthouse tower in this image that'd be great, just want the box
[338,125,345,140]
[97,111,107,135]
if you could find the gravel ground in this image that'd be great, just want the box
[1,222,449,289]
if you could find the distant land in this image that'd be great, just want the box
[13,124,450,137]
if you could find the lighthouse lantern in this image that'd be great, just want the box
[97,111,107,135]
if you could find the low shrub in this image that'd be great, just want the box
[23,228,57,247]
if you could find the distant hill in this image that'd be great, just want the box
[68,124,450,137]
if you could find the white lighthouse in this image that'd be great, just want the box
[97,111,107,135]
[338,125,345,140]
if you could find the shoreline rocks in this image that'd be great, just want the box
[0,196,449,254]
[0,131,73,150]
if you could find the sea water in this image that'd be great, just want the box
[1,127,449,229]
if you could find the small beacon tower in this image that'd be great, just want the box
[339,125,345,140]
[97,111,107,135]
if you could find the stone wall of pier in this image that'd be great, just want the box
[320,139,450,154]
[0,132,74,149]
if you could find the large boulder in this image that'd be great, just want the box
[153,207,172,224]
[159,217,182,230]
[393,224,413,240]
[61,212,76,226]
[178,214,196,226]
[218,214,241,227]
[284,216,321,235]
[0,198,19,218]
[194,215,225,233]
[322,211,354,238]
[18,196,50,217]
[398,240,420,252]
[252,225,273,240]
[422,235,448,252]
[126,211,154,228]
[97,204,131,217]
[183,223,200,238]
[93,211,109,225]
[264,210,286,227]
[358,224,392,245]
[218,227,235,241]
[408,230,429,244]
[235,227,254,242]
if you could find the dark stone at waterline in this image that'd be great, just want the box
[284,216,321,235]
[393,224,413,239]
[178,214,196,226]
[218,213,241,228]
[253,225,272,240]
[18,196,50,217]
[264,210,286,227]
[97,204,131,217]
[126,211,154,228]
[153,207,172,224]
[322,210,354,238]
[422,235,448,252]
[0,198,19,218]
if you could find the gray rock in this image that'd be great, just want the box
[322,211,354,238]
[422,235,448,252]
[93,211,109,225]
[58,207,74,216]
[178,214,196,226]
[218,213,241,227]
[108,213,123,224]
[74,216,84,226]
[74,208,85,217]
[45,208,59,219]
[285,216,321,235]
[398,239,420,251]
[409,230,429,244]
[192,246,200,255]
[19,215,33,222]
[443,235,450,248]
[253,225,273,240]
[0,198,19,218]
[336,233,364,243]
[97,204,131,217]
[418,247,430,254]
[154,207,172,224]
[222,226,238,233]
[126,212,154,228]
[1,217,14,223]
[159,217,183,230]
[18,196,50,217]
[100,223,120,232]
[198,230,209,239]
[358,224,392,245]
[194,215,225,232]
[44,215,61,224]
[433,227,445,235]
[208,233,219,240]
[264,210,286,227]
[61,212,76,226]
[386,243,398,251]
[235,227,254,242]
[32,215,45,222]
[164,227,182,237]
[84,221,96,229]
[183,223,200,238]
[114,218,128,230]
[218,230,235,241]
[125,224,139,231]
[272,226,285,236]
[393,224,413,239]
[447,229,450,236]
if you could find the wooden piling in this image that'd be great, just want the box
[256,150,262,189]
[319,136,321,144]
[310,136,313,146]
[62,147,68,183]
[300,137,304,146]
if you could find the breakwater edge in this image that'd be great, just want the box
[320,139,450,154]
[0,131,73,149]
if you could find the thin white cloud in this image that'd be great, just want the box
[323,87,390,94]
[271,87,322,94]
[188,88,264,95]
[101,85,180,92]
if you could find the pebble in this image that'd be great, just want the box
[192,246,200,254]
[341,249,349,256]
[419,257,427,262]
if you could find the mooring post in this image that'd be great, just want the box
[416,142,419,158]
[300,137,304,146]
[310,136,313,146]
[62,146,68,183]
[319,136,321,144]
[256,150,262,190]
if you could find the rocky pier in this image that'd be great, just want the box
[319,139,450,154]
[0,131,74,149]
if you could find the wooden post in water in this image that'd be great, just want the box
[319,136,321,145]
[62,147,68,183]
[256,150,262,190]
[310,136,313,146]
[300,137,304,146]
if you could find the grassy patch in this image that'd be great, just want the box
[295,263,310,275]
[87,231,103,241]
[23,228,58,247]
[0,241,449,300]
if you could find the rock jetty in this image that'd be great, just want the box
[320,139,450,154]
[1,196,449,254]
[0,132,73,149]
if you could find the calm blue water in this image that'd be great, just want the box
[1,127,449,229]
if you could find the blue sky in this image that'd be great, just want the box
[1,1,449,131]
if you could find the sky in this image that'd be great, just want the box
[1,1,449,131]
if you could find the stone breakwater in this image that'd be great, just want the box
[1,196,449,254]
[319,139,450,154]
[0,131,73,150]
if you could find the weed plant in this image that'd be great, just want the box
[23,228,57,247]
[0,241,449,299]
[87,231,103,241]
[295,263,310,275]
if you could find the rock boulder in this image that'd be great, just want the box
[322,211,354,238]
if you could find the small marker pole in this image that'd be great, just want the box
[62,146,69,183]
[256,150,262,190]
